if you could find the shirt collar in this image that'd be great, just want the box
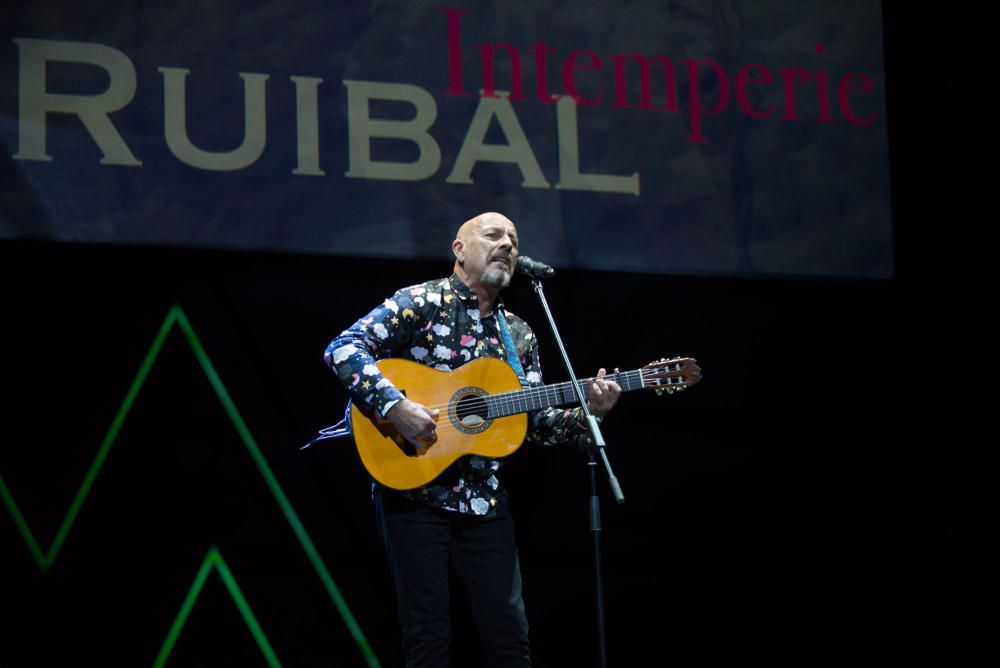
[448,273,505,315]
[448,273,474,302]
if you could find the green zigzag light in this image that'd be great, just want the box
[153,545,280,668]
[0,304,380,668]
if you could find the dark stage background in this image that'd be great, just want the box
[1,2,996,666]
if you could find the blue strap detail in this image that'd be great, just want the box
[496,309,528,385]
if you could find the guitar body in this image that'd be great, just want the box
[344,354,701,490]
[350,357,528,490]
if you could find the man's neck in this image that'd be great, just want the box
[454,268,499,316]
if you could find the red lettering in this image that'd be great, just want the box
[531,40,561,103]
[780,67,810,120]
[809,44,833,122]
[811,69,833,122]
[562,49,604,106]
[443,11,880,142]
[610,54,679,111]
[838,72,876,126]
[477,43,525,100]
[442,8,469,97]
[735,63,774,118]
[684,59,730,143]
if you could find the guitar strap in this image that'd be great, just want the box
[496,308,529,387]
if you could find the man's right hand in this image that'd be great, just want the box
[386,398,440,453]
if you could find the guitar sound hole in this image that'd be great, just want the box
[455,394,489,427]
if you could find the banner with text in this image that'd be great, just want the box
[0,0,891,278]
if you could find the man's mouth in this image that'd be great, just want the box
[490,255,511,268]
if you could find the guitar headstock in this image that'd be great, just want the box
[641,357,702,396]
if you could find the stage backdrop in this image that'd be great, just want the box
[1,0,890,278]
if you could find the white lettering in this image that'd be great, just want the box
[555,96,639,195]
[160,67,269,171]
[13,38,141,165]
[11,41,638,196]
[291,76,324,176]
[344,79,441,181]
[446,90,549,188]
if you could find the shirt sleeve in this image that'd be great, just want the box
[324,288,421,418]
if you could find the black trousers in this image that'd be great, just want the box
[375,491,531,667]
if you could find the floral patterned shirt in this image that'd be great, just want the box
[325,273,588,515]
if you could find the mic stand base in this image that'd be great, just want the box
[587,448,608,668]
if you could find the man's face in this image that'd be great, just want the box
[457,214,519,291]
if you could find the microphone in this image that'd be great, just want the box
[515,255,556,279]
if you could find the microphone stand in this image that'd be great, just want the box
[528,276,623,668]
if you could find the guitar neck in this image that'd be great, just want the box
[486,369,644,418]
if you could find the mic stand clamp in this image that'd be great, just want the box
[529,278,624,502]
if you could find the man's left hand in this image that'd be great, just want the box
[587,368,622,418]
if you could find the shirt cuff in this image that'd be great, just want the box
[381,398,401,418]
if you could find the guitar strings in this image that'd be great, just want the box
[413,374,610,415]
[408,368,683,417]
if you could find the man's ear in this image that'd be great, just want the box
[452,239,464,262]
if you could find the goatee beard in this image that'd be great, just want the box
[483,268,511,289]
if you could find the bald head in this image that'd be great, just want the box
[454,211,515,245]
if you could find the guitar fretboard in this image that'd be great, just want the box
[484,369,644,418]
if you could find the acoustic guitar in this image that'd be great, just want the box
[349,356,701,490]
